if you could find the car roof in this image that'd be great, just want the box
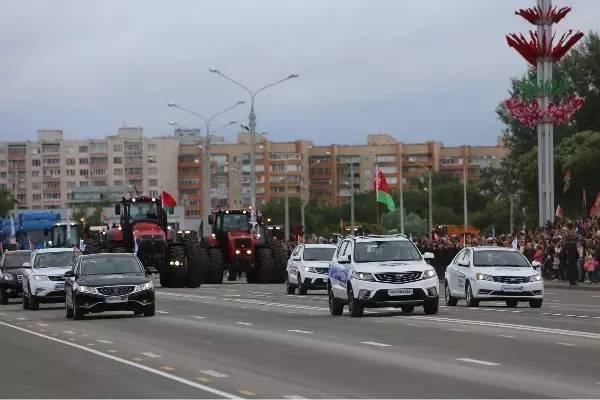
[352,235,411,243]
[80,253,136,259]
[468,246,517,252]
[33,248,80,254]
[301,244,336,248]
[3,250,31,255]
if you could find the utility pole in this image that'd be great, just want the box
[350,163,355,234]
[463,163,468,236]
[428,168,433,240]
[399,158,405,235]
[284,158,289,243]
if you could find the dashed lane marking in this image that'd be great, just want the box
[200,370,229,378]
[36,323,50,327]
[15,317,27,321]
[284,396,308,399]
[0,320,240,399]
[197,377,213,383]
[132,357,143,362]
[63,330,76,334]
[238,390,256,396]
[498,335,515,338]
[96,339,114,344]
[236,322,253,326]
[557,342,575,346]
[287,329,314,334]
[107,349,118,353]
[456,358,501,366]
[86,343,95,346]
[449,328,465,332]
[361,341,392,347]
[156,310,169,314]
[161,366,176,371]
[577,315,589,318]
[141,352,162,359]
[193,316,205,319]
[566,314,577,317]
[552,314,563,316]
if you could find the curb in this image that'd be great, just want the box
[544,281,600,291]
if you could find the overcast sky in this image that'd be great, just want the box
[1,1,598,146]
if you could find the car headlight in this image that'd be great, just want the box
[79,285,96,294]
[302,266,317,273]
[529,274,542,282]
[422,269,437,279]
[136,281,154,291]
[2,273,15,281]
[33,275,49,281]
[235,249,241,255]
[475,273,494,281]
[353,271,375,281]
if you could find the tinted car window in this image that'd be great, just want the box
[2,252,31,269]
[34,251,80,268]
[354,241,421,263]
[473,250,530,268]
[81,256,142,275]
[303,248,335,261]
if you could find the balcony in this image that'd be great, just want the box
[42,175,61,182]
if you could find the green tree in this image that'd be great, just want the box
[0,190,15,217]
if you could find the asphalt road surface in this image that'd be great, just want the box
[1,280,600,398]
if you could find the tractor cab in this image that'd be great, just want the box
[48,222,82,248]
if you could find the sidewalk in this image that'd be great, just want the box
[544,280,600,291]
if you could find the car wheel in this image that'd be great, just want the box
[465,282,479,307]
[506,299,519,308]
[297,273,307,295]
[144,302,155,317]
[73,303,85,320]
[423,299,439,315]
[29,295,39,311]
[529,299,543,308]
[0,287,8,305]
[347,285,364,318]
[400,305,414,313]
[285,275,296,295]
[65,298,74,319]
[444,281,458,306]
[328,284,344,316]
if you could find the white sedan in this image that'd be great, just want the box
[444,246,543,308]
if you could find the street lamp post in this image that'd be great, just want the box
[284,159,290,243]
[412,161,433,240]
[167,100,244,235]
[209,68,299,230]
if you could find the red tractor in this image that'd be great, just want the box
[204,209,287,284]
[85,195,206,288]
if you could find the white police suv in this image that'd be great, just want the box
[286,244,336,295]
[444,246,543,308]
[328,235,438,317]
[22,248,81,311]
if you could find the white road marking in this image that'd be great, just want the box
[542,312,551,315]
[15,317,27,321]
[552,313,563,316]
[141,352,162,359]
[550,305,561,308]
[467,307,479,310]
[0,320,240,399]
[483,308,494,311]
[200,370,229,378]
[495,309,507,312]
[456,358,500,366]
[557,342,575,346]
[0,312,6,316]
[566,314,576,317]
[37,323,50,327]
[287,329,313,334]
[236,322,253,326]
[223,294,241,297]
[156,310,169,314]
[498,334,515,338]
[63,330,76,334]
[361,341,391,347]
[193,316,205,319]
[449,328,465,332]
[284,395,308,399]
[96,339,114,344]
[577,315,589,318]
[107,349,118,353]
[511,310,522,313]
[405,323,421,327]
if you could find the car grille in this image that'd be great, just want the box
[374,271,422,284]
[17,275,23,283]
[490,291,535,297]
[315,267,328,274]
[48,275,65,281]
[97,286,135,296]
[492,276,529,284]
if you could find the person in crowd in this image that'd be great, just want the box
[584,252,597,284]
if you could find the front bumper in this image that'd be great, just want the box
[75,289,155,313]
[32,281,66,303]
[472,280,544,300]
[351,277,439,307]
[302,271,329,289]
[1,281,23,297]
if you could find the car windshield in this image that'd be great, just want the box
[81,257,142,275]
[303,248,335,261]
[2,253,30,269]
[473,250,531,267]
[130,202,160,223]
[51,225,81,247]
[219,213,250,232]
[354,241,421,263]
[34,251,80,268]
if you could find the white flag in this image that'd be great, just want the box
[66,209,72,240]
[511,238,518,250]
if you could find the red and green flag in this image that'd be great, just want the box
[563,169,572,193]
[161,191,177,213]
[374,166,395,212]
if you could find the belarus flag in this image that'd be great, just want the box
[374,166,395,212]
[161,191,177,212]
[555,204,565,219]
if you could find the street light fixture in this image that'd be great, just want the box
[209,68,299,229]
[167,100,245,235]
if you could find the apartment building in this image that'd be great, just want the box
[0,128,179,210]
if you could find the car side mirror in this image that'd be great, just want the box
[423,252,435,260]
[458,261,470,267]
[532,261,541,268]
[292,256,301,261]
[22,262,31,269]
[64,271,75,278]
[338,255,351,264]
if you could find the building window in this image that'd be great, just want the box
[149,190,159,197]
[148,143,157,152]
[91,168,106,176]
[113,144,123,152]
[148,167,158,175]
[79,146,88,153]
[32,159,41,167]
[90,156,108,164]
[66,158,76,165]
[113,157,123,164]
[66,169,76,176]
[113,168,123,176]
[125,167,142,175]
[113,180,123,186]
[125,142,142,152]
[79,181,88,187]
[42,144,60,153]
[128,179,142,187]
[67,181,76,189]
[92,180,107,187]
[32,194,41,201]
[79,157,89,164]
[43,158,61,165]
[43,192,61,200]
[376,155,396,163]
[440,157,463,165]
[32,171,40,177]
[149,179,158,187]
[79,169,89,176]
[32,182,41,190]
[90,143,107,153]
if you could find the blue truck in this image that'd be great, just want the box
[16,212,61,250]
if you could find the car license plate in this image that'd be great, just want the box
[106,296,128,303]
[502,286,523,292]
[388,288,413,296]
[323,276,328,281]
[55,283,64,290]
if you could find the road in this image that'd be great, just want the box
[1,280,600,398]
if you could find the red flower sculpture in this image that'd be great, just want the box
[506,29,583,66]
[551,30,585,62]
[506,96,585,127]
[506,32,539,66]
[505,98,542,128]
[547,96,585,125]
[516,6,572,24]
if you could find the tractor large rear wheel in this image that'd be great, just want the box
[208,249,224,284]
[165,245,187,288]
[184,240,206,288]
[270,241,288,284]
[256,248,274,284]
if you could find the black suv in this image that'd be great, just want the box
[65,253,155,320]
[0,250,31,304]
